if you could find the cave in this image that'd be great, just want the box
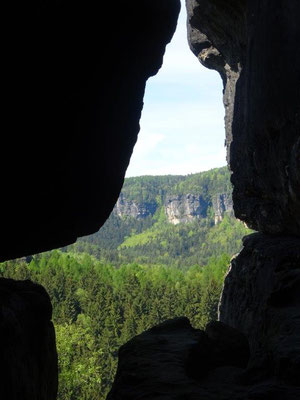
[1,0,299,399]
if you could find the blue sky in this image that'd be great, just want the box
[126,5,226,177]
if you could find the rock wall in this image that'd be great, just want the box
[114,194,157,219]
[189,0,300,394]
[1,1,180,398]
[164,194,207,224]
[187,0,300,235]
[220,233,300,386]
[0,279,58,400]
[113,192,231,224]
[212,193,233,224]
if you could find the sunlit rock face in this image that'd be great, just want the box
[113,191,232,224]
[212,193,233,224]
[164,194,207,224]
[114,194,157,219]
[187,0,300,235]
[1,0,181,262]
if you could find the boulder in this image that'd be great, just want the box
[0,278,57,400]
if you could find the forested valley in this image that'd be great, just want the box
[0,167,252,399]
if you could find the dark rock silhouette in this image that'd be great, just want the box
[0,278,57,400]
[1,0,180,262]
[108,318,300,399]
[220,233,300,386]
[1,0,180,398]
[187,0,300,235]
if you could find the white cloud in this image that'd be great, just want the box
[130,131,165,158]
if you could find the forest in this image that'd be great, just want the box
[0,251,230,399]
[0,167,252,399]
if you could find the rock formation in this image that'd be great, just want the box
[114,194,157,220]
[0,278,57,400]
[212,193,233,224]
[113,190,232,225]
[108,1,300,399]
[1,0,180,398]
[187,0,300,235]
[220,233,300,386]
[164,194,207,224]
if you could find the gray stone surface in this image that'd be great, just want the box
[212,193,233,224]
[186,0,300,235]
[164,194,207,224]
[220,233,300,386]
[114,194,157,219]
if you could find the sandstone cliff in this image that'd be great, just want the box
[113,190,232,225]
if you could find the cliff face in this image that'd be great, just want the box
[114,194,157,219]
[113,191,232,225]
[220,233,300,386]
[165,194,207,224]
[187,0,300,235]
[212,193,233,224]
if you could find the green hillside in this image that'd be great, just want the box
[0,166,253,399]
[66,166,251,267]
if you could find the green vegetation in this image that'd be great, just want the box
[69,213,250,268]
[67,167,250,266]
[0,251,230,399]
[0,167,253,399]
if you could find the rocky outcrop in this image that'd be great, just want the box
[220,233,300,386]
[186,0,246,165]
[113,191,232,224]
[185,2,300,391]
[0,278,58,400]
[1,0,180,261]
[187,0,300,235]
[114,194,157,219]
[164,194,207,224]
[108,317,300,399]
[212,193,233,224]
